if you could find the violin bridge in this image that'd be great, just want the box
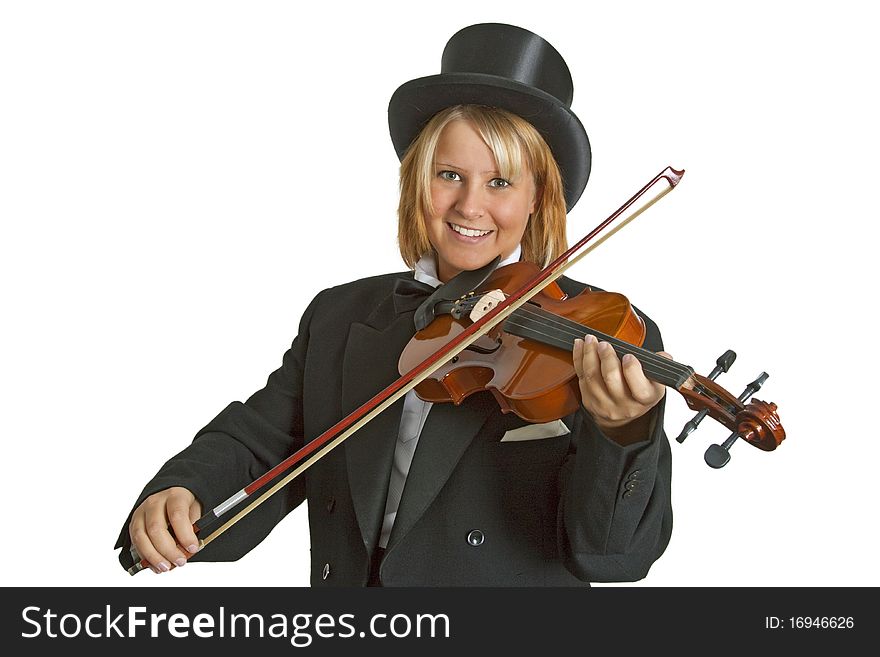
[468,289,506,322]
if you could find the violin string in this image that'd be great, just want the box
[478,301,738,415]
[456,295,689,384]
[457,296,735,411]
[461,294,680,374]
[515,305,684,376]
[503,314,685,387]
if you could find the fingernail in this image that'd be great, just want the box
[158,561,170,572]
[598,341,610,351]
[187,544,199,553]
[174,558,187,568]
[585,334,597,344]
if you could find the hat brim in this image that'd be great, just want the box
[388,73,591,211]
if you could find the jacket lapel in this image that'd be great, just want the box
[342,289,417,554]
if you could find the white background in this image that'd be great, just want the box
[2,0,877,588]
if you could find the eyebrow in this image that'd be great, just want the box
[435,162,501,175]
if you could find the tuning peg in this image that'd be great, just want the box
[676,350,736,443]
[703,372,770,468]
[705,432,738,468]
[737,371,768,403]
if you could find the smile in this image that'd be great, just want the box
[447,222,493,238]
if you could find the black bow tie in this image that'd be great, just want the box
[392,256,502,331]
[392,277,437,315]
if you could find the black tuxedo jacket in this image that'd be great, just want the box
[116,272,672,586]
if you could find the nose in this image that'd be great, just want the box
[454,182,485,221]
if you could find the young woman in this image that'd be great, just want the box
[116,23,672,586]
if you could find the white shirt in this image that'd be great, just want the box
[378,246,522,548]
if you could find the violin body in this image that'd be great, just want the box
[398,261,647,423]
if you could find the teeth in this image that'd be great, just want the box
[450,223,491,237]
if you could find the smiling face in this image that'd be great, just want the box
[425,120,537,282]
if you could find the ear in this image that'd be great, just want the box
[529,183,542,215]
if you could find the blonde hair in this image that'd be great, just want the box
[397,105,568,269]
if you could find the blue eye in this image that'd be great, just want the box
[438,170,461,181]
[489,178,511,188]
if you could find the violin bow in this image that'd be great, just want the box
[124,166,683,574]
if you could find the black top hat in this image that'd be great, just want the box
[388,23,591,211]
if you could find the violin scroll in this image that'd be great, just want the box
[737,399,785,451]
[677,361,785,468]
[704,400,784,469]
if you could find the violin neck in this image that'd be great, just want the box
[503,305,694,390]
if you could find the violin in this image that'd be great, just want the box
[399,259,785,467]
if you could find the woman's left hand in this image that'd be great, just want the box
[572,334,669,444]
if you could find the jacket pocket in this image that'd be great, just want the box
[499,419,570,443]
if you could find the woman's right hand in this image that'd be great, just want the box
[129,487,202,574]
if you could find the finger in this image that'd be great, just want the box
[621,353,666,405]
[578,334,602,384]
[572,337,584,380]
[142,496,191,570]
[577,335,611,402]
[166,489,202,556]
[189,499,202,523]
[129,507,172,574]
[596,341,628,400]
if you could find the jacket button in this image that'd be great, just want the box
[623,490,634,499]
[466,529,485,546]
[326,497,335,513]
[322,563,331,580]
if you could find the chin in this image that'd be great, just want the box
[452,255,493,273]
